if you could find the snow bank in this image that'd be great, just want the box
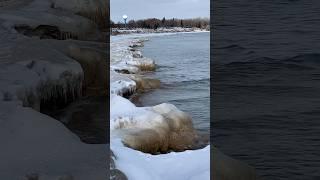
[0,100,106,180]
[111,139,210,180]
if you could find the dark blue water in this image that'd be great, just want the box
[213,1,320,179]
[138,32,210,135]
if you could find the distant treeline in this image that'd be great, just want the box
[111,17,210,29]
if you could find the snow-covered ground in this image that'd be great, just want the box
[111,139,210,180]
[112,27,209,35]
[110,33,210,180]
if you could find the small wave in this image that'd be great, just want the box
[163,78,210,87]
[156,65,175,69]
[217,54,320,72]
[213,44,246,50]
[284,53,320,64]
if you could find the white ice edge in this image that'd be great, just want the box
[110,32,210,180]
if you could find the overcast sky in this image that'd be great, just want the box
[111,0,210,22]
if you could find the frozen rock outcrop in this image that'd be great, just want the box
[111,94,198,153]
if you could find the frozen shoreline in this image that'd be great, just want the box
[110,32,258,180]
[110,32,210,180]
[111,27,209,35]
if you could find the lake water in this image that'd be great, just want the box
[136,32,210,136]
[213,1,320,179]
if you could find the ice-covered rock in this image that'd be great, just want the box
[111,94,197,153]
[128,75,160,90]
[132,50,143,58]
[110,71,136,96]
[111,35,156,73]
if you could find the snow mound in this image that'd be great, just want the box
[0,101,107,180]
[111,138,210,180]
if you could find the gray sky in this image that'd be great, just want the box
[111,0,210,22]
